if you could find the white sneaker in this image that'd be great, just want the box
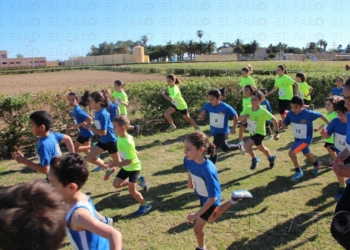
[238,141,246,155]
[231,190,253,201]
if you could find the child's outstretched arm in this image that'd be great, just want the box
[67,117,92,130]
[314,124,325,132]
[266,86,278,97]
[319,114,330,125]
[60,134,75,153]
[271,117,280,140]
[187,172,194,189]
[116,106,120,116]
[11,151,50,174]
[162,91,172,102]
[320,129,331,139]
[107,159,132,168]
[72,208,123,250]
[293,81,300,96]
[118,98,128,107]
[305,87,313,98]
[230,114,238,134]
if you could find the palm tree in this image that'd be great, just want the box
[250,40,260,59]
[165,41,174,60]
[16,54,24,58]
[196,30,203,41]
[175,41,186,60]
[187,40,197,60]
[317,39,328,52]
[207,40,216,54]
[306,42,317,52]
[233,39,244,58]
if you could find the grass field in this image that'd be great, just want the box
[119,60,349,72]
[0,107,343,250]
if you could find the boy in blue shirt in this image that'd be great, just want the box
[282,96,329,181]
[320,100,349,200]
[11,110,74,175]
[48,153,123,250]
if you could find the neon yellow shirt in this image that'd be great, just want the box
[299,82,312,101]
[239,76,256,87]
[324,111,337,143]
[112,91,128,115]
[241,107,274,136]
[242,97,252,109]
[274,74,295,100]
[117,134,141,171]
[169,85,187,110]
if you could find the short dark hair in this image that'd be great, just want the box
[291,95,304,106]
[296,72,306,82]
[244,84,257,93]
[0,178,66,250]
[335,99,348,113]
[50,153,89,190]
[29,110,53,131]
[113,115,130,128]
[208,87,226,99]
[251,90,264,101]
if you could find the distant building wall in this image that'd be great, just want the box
[195,54,238,62]
[0,56,46,68]
[46,61,59,67]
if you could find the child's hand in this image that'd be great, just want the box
[230,127,236,134]
[106,160,119,168]
[187,213,197,223]
[117,97,122,103]
[274,133,280,140]
[81,122,89,129]
[187,181,194,189]
[198,110,206,119]
[161,90,165,95]
[333,162,350,178]
[320,129,328,138]
[11,151,26,164]
[136,151,143,156]
[314,128,319,132]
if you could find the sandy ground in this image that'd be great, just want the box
[0,70,166,94]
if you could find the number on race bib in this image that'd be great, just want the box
[209,112,224,128]
[335,133,346,151]
[247,119,257,134]
[278,88,285,98]
[291,123,307,139]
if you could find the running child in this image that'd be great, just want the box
[107,116,151,216]
[67,91,94,155]
[162,74,199,132]
[112,80,140,136]
[296,72,314,110]
[83,91,120,181]
[184,131,252,250]
[239,90,280,170]
[266,64,299,121]
[11,110,74,175]
[102,88,120,121]
[239,84,258,143]
[330,77,345,97]
[259,88,273,139]
[282,96,329,181]
[239,65,256,93]
[198,88,245,164]
[320,100,349,200]
[314,97,340,165]
[0,178,66,250]
[48,153,123,250]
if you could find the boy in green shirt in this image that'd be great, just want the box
[108,116,151,216]
[296,72,314,110]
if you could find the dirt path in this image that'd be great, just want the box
[0,70,166,94]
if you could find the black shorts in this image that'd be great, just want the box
[250,133,265,146]
[170,104,188,115]
[303,100,311,105]
[278,99,291,114]
[199,202,217,221]
[241,122,247,127]
[95,141,118,154]
[76,136,92,144]
[343,156,350,165]
[116,168,140,183]
[324,142,336,151]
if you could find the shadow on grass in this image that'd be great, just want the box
[168,221,194,234]
[0,169,21,176]
[226,201,333,250]
[306,182,339,207]
[20,167,36,174]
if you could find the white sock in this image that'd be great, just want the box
[229,198,238,205]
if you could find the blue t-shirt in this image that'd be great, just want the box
[199,102,237,136]
[184,157,221,206]
[346,113,350,147]
[72,106,94,138]
[326,118,347,153]
[94,109,117,144]
[284,109,322,144]
[65,195,109,250]
[260,99,272,113]
[106,101,118,121]
[37,132,64,166]
[331,87,344,96]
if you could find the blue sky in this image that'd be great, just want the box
[1,0,348,60]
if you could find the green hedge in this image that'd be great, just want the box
[1,73,349,156]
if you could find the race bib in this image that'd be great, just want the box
[190,173,208,197]
[292,123,307,139]
[115,100,121,106]
[171,99,179,107]
[119,152,130,168]
[261,105,267,110]
[94,120,101,130]
[247,119,257,134]
[209,112,224,128]
[278,88,285,98]
[335,133,346,152]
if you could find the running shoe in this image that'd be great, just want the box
[134,203,152,216]
[250,157,260,170]
[313,161,322,175]
[103,167,116,181]
[291,171,304,181]
[166,125,177,133]
[268,154,276,169]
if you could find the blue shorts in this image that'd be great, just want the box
[291,139,310,155]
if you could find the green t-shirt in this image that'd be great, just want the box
[324,111,337,143]
[299,82,312,101]
[117,134,141,171]
[242,97,252,109]
[274,74,295,100]
[112,91,128,115]
[239,76,256,87]
[169,85,187,110]
[241,107,274,136]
